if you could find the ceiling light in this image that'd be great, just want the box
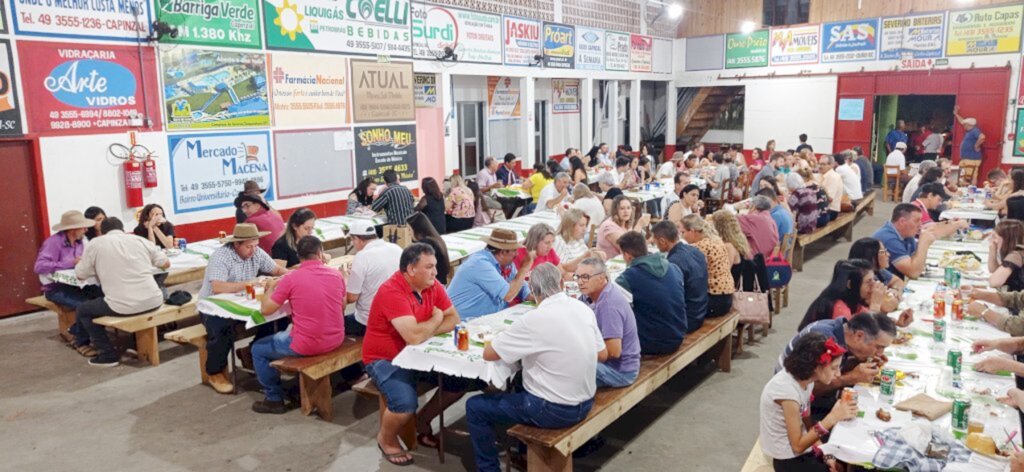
[741,21,757,34]
[666,3,683,19]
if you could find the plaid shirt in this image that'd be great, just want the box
[198,244,278,299]
[871,427,971,472]
[371,183,415,225]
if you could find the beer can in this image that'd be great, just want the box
[947,349,963,377]
[951,299,963,321]
[879,368,896,403]
[933,318,947,342]
[457,327,469,351]
[841,387,858,404]
[933,297,946,319]
[952,397,971,439]
[177,238,187,251]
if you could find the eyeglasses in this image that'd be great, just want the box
[573,273,605,283]
[878,248,889,255]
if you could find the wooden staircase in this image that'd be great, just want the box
[676,86,744,145]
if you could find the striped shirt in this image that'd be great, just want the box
[198,244,278,299]
[371,183,415,225]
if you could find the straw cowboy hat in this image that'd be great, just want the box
[219,223,269,243]
[52,210,96,232]
[481,228,522,251]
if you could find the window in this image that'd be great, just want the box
[762,0,809,27]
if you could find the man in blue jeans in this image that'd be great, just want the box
[468,263,607,471]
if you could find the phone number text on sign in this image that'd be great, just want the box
[48,108,136,130]
[13,0,152,41]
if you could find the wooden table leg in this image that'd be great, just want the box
[135,327,160,366]
[526,445,571,472]
[300,373,333,421]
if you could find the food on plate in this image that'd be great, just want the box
[970,386,993,396]
[875,408,891,422]
[892,331,913,345]
[966,432,997,456]
[967,229,985,241]
[938,251,981,272]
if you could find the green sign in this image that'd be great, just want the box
[725,30,769,69]
[157,0,263,49]
[1014,108,1024,157]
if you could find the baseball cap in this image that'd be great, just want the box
[349,223,377,237]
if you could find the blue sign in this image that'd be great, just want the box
[821,19,879,63]
[837,98,865,121]
[542,22,575,69]
[45,60,137,109]
[168,131,275,213]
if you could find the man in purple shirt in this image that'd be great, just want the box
[476,157,502,191]
[35,210,103,342]
[575,257,640,387]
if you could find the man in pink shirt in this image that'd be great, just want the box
[737,196,780,259]
[236,194,284,253]
[253,236,346,414]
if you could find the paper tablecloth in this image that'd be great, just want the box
[198,293,290,329]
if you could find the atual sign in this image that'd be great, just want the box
[725,30,769,68]
[354,124,418,183]
[350,59,414,123]
[412,3,502,64]
[268,52,348,127]
[769,25,820,65]
[503,16,541,66]
[263,0,412,57]
[0,40,22,136]
[156,0,262,49]
[12,0,151,41]
[168,131,275,213]
[879,12,945,60]
[946,4,1024,56]
[542,22,575,69]
[605,31,630,71]
[629,34,652,72]
[19,41,162,135]
[552,79,579,114]
[821,19,879,63]
[575,27,604,70]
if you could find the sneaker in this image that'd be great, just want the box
[88,356,120,367]
[251,400,287,414]
[208,372,235,394]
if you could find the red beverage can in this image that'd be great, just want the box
[457,328,469,351]
[245,283,255,300]
[952,299,963,321]
[933,298,946,319]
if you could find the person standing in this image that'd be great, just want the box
[853,146,874,194]
[920,125,943,161]
[371,169,416,225]
[795,134,813,153]
[953,105,986,162]
[884,120,908,154]
[341,223,402,337]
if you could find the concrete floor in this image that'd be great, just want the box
[0,198,893,471]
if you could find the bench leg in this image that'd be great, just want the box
[299,373,334,422]
[716,334,733,373]
[56,307,76,335]
[195,339,210,386]
[377,397,418,451]
[135,327,160,366]
[526,444,571,472]
[793,245,804,271]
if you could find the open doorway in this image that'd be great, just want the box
[872,94,956,164]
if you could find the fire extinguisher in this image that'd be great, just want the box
[142,156,158,188]
[123,157,144,208]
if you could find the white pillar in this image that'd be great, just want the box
[441,71,458,174]
[521,76,535,166]
[665,80,677,158]
[608,80,619,151]
[630,79,641,151]
[581,77,594,150]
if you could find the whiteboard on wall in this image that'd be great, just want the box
[273,129,355,198]
[653,38,673,74]
[685,35,724,71]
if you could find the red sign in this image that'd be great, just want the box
[18,41,162,135]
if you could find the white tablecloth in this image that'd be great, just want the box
[198,292,290,329]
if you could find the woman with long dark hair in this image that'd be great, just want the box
[406,212,450,283]
[848,237,904,292]
[799,260,887,330]
[84,206,106,240]
[348,177,377,215]
[133,203,175,248]
[989,219,1024,292]
[415,177,447,234]
[569,156,588,185]
[271,208,318,268]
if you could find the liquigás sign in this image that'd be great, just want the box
[946,5,1024,56]
[350,59,414,123]
[264,0,412,57]
[12,0,151,41]
[821,19,878,63]
[157,0,262,48]
[726,30,769,68]
[542,22,574,69]
[503,16,540,66]
[19,41,162,135]
[161,47,270,130]
[354,124,417,182]
[412,3,502,63]
[168,131,275,213]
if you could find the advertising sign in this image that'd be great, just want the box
[552,79,579,114]
[503,16,541,66]
[946,5,1024,56]
[487,76,520,120]
[879,12,945,60]
[838,98,865,121]
[168,131,275,213]
[1015,108,1024,157]
[605,31,630,71]
[263,0,412,57]
[268,52,347,127]
[350,59,414,123]
[821,19,879,63]
[0,40,22,136]
[542,22,575,69]
[412,3,502,63]
[354,124,418,182]
[769,25,820,65]
[12,0,151,41]
[414,73,437,108]
[0,3,7,34]
[575,27,604,70]
[19,41,162,135]
[725,30,769,68]
[629,34,652,72]
[156,0,262,48]
[161,47,270,130]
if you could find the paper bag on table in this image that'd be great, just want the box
[382,225,412,248]
[894,393,952,421]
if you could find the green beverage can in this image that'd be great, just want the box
[947,349,962,376]
[879,367,896,404]
[933,318,947,343]
[952,397,971,439]
[950,270,961,289]
[944,267,954,286]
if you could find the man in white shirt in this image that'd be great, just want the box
[468,263,606,472]
[596,143,613,167]
[559,148,578,170]
[536,172,572,211]
[902,160,936,203]
[73,217,170,367]
[835,151,864,204]
[818,154,845,221]
[341,223,402,336]
[657,151,685,179]
[886,141,907,171]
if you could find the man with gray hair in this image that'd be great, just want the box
[469,262,606,472]
[737,195,780,259]
[835,150,863,205]
[575,257,641,387]
[475,156,505,212]
[536,171,572,211]
[953,105,985,162]
[902,159,936,203]
[818,153,845,221]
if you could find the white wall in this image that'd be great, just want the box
[536,78,582,158]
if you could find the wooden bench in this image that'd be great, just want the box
[792,190,876,271]
[271,337,363,421]
[740,438,773,472]
[94,300,198,366]
[166,323,213,385]
[25,296,76,339]
[506,309,740,471]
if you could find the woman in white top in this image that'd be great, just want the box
[570,183,605,225]
[759,332,856,472]
[553,209,606,276]
[665,184,703,225]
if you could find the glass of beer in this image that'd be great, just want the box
[968,419,985,434]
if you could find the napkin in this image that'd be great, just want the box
[894,393,953,421]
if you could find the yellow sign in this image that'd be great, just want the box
[946,4,1023,56]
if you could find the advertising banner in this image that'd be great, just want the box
[575,27,604,70]
[487,76,520,120]
[946,5,1024,56]
[503,16,541,66]
[268,52,347,127]
[412,3,502,63]
[263,0,412,57]
[12,0,151,41]
[0,3,7,33]
[1015,108,1024,157]
[542,22,575,69]
[19,41,162,135]
[821,19,879,63]
[354,124,418,182]
[161,47,270,130]
[0,40,22,136]
[605,31,630,71]
[350,59,414,123]
[156,0,262,48]
[726,30,769,68]
[414,73,437,108]
[629,34,652,72]
[879,12,945,60]
[168,131,275,213]
[769,25,820,65]
[552,79,579,114]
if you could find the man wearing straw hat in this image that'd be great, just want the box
[198,223,289,394]
[34,210,104,340]
[447,228,532,321]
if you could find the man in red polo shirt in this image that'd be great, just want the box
[363,243,468,467]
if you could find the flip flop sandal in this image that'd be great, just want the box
[76,345,98,358]
[417,432,440,449]
[377,443,414,467]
